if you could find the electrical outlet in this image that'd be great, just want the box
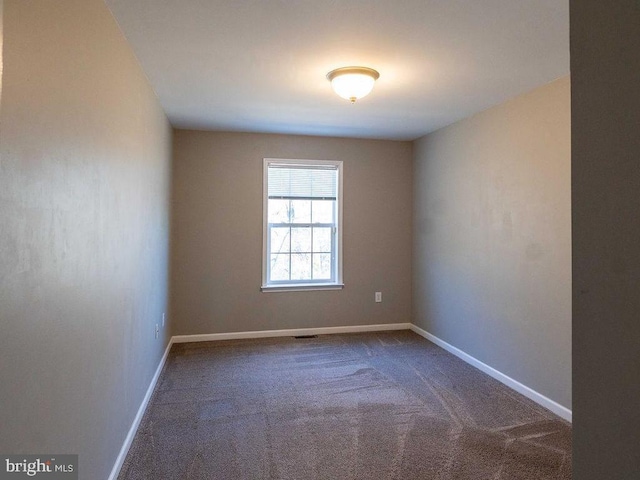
[375,292,382,303]
[162,312,165,327]
[155,323,159,339]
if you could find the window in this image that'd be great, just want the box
[262,158,343,291]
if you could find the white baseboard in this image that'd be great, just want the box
[172,322,412,343]
[108,338,173,480]
[409,324,572,423]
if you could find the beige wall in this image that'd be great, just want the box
[0,1,172,478]
[412,77,572,409]
[0,0,3,105]
[171,131,412,335]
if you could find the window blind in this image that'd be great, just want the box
[268,164,338,200]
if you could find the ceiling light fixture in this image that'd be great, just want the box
[326,67,380,104]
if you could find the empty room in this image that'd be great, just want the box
[1,1,639,479]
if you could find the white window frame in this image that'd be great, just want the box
[261,158,344,292]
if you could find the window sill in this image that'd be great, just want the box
[261,283,344,293]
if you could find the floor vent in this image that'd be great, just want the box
[293,335,318,339]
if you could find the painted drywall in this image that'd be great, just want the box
[571,1,640,477]
[0,1,172,478]
[0,0,3,105]
[412,77,571,409]
[171,131,412,335]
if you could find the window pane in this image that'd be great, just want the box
[270,254,290,281]
[312,227,332,253]
[268,199,290,223]
[291,227,311,253]
[290,200,311,223]
[291,253,311,280]
[313,253,332,280]
[270,227,290,253]
[312,200,334,224]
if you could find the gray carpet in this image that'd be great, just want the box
[118,330,571,479]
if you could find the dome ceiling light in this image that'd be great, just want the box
[326,67,380,104]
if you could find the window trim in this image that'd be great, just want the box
[261,158,344,292]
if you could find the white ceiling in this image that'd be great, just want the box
[105,0,569,141]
